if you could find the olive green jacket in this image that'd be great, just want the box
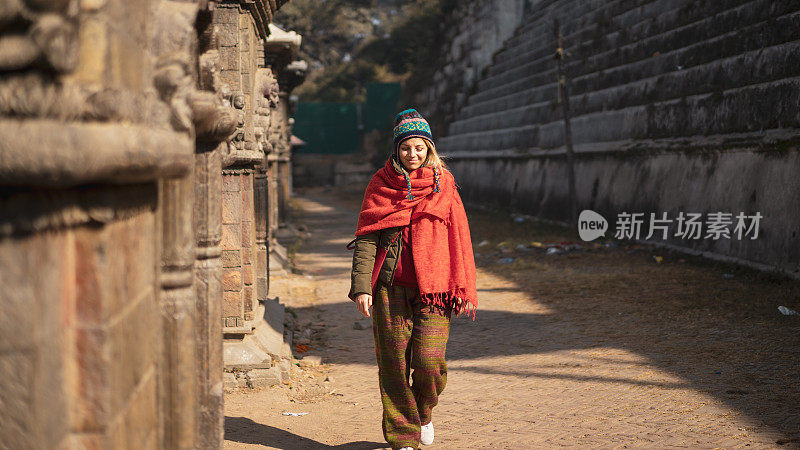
[349,226,404,300]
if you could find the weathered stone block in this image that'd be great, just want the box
[241,221,253,247]
[242,263,253,285]
[223,372,238,393]
[222,191,242,224]
[277,358,291,382]
[245,367,281,388]
[120,370,158,450]
[221,250,241,268]
[224,341,269,367]
[298,355,322,368]
[107,292,158,417]
[220,46,240,72]
[243,285,254,312]
[222,268,242,291]
[241,246,252,265]
[217,23,239,47]
[223,291,242,317]
[221,224,241,250]
[73,327,109,431]
[222,174,241,192]
[242,189,254,218]
[74,227,104,324]
[240,172,251,191]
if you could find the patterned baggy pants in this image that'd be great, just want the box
[372,281,451,449]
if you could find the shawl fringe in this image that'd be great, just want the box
[419,289,477,321]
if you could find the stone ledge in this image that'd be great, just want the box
[442,129,800,160]
[0,119,193,187]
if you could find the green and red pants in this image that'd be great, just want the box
[371,281,451,449]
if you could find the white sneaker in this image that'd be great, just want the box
[420,421,434,445]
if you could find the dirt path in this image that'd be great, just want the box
[224,188,800,449]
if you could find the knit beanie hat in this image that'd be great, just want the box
[393,108,434,156]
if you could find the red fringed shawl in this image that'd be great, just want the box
[355,160,478,319]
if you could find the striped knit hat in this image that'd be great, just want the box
[393,108,434,155]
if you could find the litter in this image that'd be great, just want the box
[513,216,525,223]
[722,273,734,279]
[295,344,310,353]
[282,412,309,417]
[477,240,489,247]
[778,306,799,316]
[530,241,545,248]
[546,248,562,255]
[653,256,663,263]
[497,257,515,264]
[516,244,531,251]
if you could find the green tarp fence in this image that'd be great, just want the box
[293,82,400,154]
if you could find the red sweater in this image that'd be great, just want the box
[392,225,417,286]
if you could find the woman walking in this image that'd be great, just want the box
[348,109,478,449]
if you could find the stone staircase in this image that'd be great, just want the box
[439,0,800,154]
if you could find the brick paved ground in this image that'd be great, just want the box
[225,188,800,449]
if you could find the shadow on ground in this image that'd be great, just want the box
[270,188,800,445]
[225,417,385,449]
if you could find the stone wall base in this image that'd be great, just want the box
[447,139,800,278]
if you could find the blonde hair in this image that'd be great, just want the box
[421,139,446,169]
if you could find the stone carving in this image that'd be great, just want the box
[0,7,78,73]
[254,68,279,153]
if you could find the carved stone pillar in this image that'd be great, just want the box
[193,5,238,446]
[157,174,199,450]
[152,2,203,448]
[194,142,225,448]
[254,166,270,301]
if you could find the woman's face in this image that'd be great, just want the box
[398,138,428,171]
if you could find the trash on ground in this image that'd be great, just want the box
[295,344,310,353]
[546,248,562,255]
[282,412,309,416]
[513,216,525,223]
[778,306,799,316]
[516,244,531,251]
[653,256,663,263]
[530,241,545,248]
[678,259,686,263]
[722,273,735,279]
[498,257,515,264]
[477,240,489,247]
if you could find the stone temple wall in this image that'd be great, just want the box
[432,0,800,277]
[0,0,302,448]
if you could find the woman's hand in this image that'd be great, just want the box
[354,293,373,317]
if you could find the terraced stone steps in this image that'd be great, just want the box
[441,0,800,155]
